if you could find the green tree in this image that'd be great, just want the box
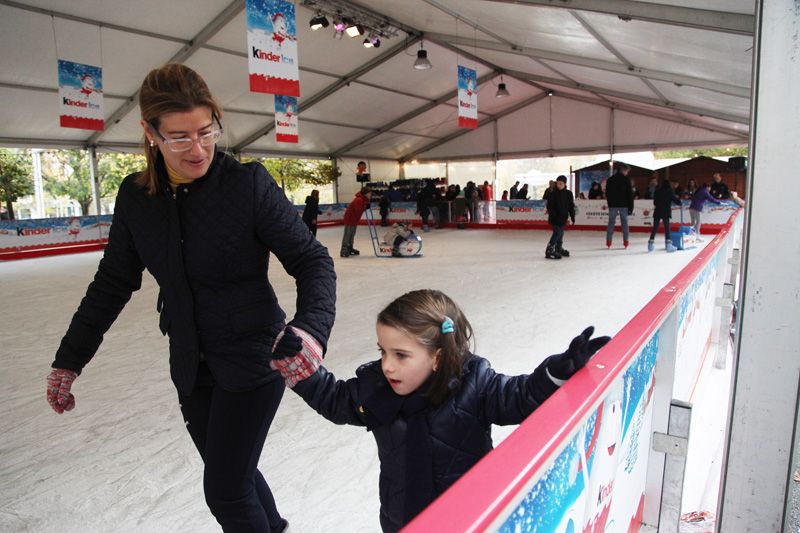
[97,152,145,196]
[654,147,748,159]
[42,150,145,215]
[0,148,34,220]
[243,157,340,191]
[43,150,94,215]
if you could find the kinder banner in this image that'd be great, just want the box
[457,65,478,129]
[246,0,300,96]
[274,95,299,143]
[575,199,739,228]
[58,60,103,131]
[499,333,659,532]
[495,200,548,224]
[0,216,112,253]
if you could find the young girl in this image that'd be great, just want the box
[270,289,610,532]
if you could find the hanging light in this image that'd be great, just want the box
[309,13,329,31]
[363,33,380,48]
[414,42,432,70]
[495,76,510,98]
[332,16,346,39]
[545,89,554,96]
[345,22,365,38]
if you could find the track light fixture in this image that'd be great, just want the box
[414,42,432,70]
[363,33,380,48]
[495,76,510,98]
[309,12,329,31]
[345,23,365,38]
[302,0,399,50]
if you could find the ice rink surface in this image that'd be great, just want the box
[0,226,726,532]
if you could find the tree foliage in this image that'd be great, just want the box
[0,148,34,220]
[42,150,145,215]
[243,156,341,191]
[654,146,748,159]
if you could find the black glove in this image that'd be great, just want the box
[271,327,303,359]
[547,326,611,381]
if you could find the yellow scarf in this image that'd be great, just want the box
[165,164,193,193]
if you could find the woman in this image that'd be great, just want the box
[302,188,321,235]
[45,64,336,532]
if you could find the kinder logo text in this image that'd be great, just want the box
[252,47,295,65]
[17,227,51,236]
[62,97,100,110]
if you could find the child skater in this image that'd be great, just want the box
[648,179,682,252]
[268,289,610,532]
[545,175,576,260]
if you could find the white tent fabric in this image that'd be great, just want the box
[0,0,753,162]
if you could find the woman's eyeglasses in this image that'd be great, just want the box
[149,114,224,152]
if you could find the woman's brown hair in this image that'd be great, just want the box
[136,64,222,195]
[377,289,474,405]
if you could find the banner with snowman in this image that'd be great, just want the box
[246,0,300,96]
[58,60,104,131]
[274,95,299,143]
[457,65,478,129]
[497,333,660,532]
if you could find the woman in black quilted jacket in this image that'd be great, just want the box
[44,64,336,533]
[270,289,610,532]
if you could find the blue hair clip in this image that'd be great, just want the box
[441,316,455,334]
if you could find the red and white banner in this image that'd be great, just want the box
[58,60,103,131]
[457,65,478,129]
[274,95,298,143]
[246,0,300,96]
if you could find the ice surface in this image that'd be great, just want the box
[0,227,717,532]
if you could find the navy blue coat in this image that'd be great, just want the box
[53,151,337,395]
[293,354,560,532]
[652,187,682,219]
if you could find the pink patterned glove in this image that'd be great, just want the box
[47,368,78,414]
[270,326,323,388]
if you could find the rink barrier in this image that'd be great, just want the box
[1,201,738,260]
[402,210,742,532]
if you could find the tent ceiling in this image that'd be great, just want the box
[0,0,753,161]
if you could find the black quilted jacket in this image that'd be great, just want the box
[53,151,336,394]
[293,354,559,532]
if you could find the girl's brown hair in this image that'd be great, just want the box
[377,289,474,405]
[136,64,222,195]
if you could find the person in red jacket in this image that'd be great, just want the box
[341,187,372,257]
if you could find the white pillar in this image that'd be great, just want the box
[88,147,101,215]
[718,1,800,531]
[32,149,45,218]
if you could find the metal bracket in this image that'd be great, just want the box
[653,432,689,456]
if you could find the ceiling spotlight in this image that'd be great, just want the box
[309,13,329,31]
[345,23,365,38]
[495,77,510,98]
[414,43,432,70]
[545,89,554,96]
[363,33,380,48]
[333,16,346,32]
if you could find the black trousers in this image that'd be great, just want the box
[650,216,672,241]
[179,362,285,532]
[548,224,564,247]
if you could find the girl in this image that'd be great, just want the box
[45,64,336,532]
[270,289,610,532]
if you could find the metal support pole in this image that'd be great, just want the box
[654,400,693,532]
[332,158,339,204]
[88,147,101,215]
